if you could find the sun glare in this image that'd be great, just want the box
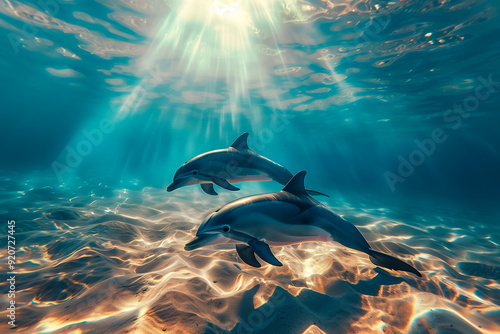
[210,1,243,19]
[135,0,298,114]
[114,0,307,123]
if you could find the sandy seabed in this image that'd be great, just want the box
[0,175,499,334]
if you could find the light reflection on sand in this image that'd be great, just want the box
[0,177,499,333]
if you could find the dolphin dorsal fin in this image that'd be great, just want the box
[230,133,249,150]
[282,171,308,195]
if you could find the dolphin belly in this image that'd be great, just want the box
[265,225,332,246]
[227,168,273,183]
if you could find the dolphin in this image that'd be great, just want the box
[184,171,422,277]
[167,133,326,196]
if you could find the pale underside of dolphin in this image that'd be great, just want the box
[184,171,422,277]
[166,133,327,197]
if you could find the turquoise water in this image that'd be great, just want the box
[1,1,500,333]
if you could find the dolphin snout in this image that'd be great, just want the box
[166,178,187,192]
[184,233,219,251]
[184,239,200,251]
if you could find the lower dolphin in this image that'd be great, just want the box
[184,171,422,277]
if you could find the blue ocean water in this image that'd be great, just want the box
[1,1,500,333]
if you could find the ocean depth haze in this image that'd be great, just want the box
[0,0,500,333]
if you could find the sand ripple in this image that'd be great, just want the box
[0,176,499,333]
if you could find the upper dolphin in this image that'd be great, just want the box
[184,171,422,277]
[167,133,326,196]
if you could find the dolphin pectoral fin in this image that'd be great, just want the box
[236,245,261,267]
[211,176,240,191]
[368,249,422,277]
[248,240,282,267]
[305,189,329,197]
[201,183,218,196]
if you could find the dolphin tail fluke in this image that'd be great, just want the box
[305,189,329,197]
[368,249,422,277]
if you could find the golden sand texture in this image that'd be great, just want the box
[0,180,499,333]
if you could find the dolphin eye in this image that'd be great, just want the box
[193,170,198,175]
[223,225,230,233]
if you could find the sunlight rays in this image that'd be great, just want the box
[140,0,301,114]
